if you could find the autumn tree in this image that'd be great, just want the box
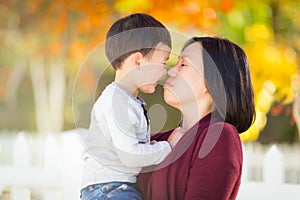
[0,0,114,133]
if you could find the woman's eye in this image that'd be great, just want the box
[181,63,187,67]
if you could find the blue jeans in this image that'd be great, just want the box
[80,182,142,200]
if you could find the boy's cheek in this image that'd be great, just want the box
[141,63,165,71]
[141,66,165,79]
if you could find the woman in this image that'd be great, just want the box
[136,37,255,200]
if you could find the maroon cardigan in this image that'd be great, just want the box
[136,114,243,200]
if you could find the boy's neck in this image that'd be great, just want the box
[114,70,138,97]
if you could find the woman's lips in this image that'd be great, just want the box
[164,81,173,88]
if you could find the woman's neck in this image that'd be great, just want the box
[180,100,212,131]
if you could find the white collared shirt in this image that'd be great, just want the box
[81,82,172,188]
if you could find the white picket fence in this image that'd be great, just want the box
[0,130,300,200]
[237,143,300,200]
[0,130,84,200]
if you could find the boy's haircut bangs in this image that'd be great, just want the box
[105,27,171,69]
[105,13,171,70]
[105,13,171,69]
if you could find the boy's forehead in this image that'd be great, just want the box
[155,42,171,52]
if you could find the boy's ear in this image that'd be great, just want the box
[133,52,144,68]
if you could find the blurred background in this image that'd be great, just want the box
[0,0,300,199]
[1,0,300,143]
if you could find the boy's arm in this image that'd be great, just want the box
[106,103,172,168]
[107,120,172,167]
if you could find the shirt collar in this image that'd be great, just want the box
[111,82,146,105]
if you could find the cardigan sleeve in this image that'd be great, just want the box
[151,130,173,141]
[184,123,243,200]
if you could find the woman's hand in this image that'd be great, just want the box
[150,140,157,145]
[167,127,185,148]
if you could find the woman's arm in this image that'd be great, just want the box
[185,124,243,200]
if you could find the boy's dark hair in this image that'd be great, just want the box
[105,13,172,70]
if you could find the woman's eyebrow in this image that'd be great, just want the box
[179,55,192,63]
[179,54,191,60]
[178,55,184,60]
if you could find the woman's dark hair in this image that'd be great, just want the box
[105,13,171,70]
[183,37,255,133]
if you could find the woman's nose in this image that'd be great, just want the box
[167,65,178,77]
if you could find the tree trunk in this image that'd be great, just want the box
[49,59,65,133]
[30,57,66,134]
[30,57,51,134]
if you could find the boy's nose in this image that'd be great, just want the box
[158,67,169,84]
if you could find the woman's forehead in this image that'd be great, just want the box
[181,42,203,67]
[181,42,202,55]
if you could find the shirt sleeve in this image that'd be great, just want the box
[104,97,172,168]
[184,124,243,200]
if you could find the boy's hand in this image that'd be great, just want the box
[167,127,185,148]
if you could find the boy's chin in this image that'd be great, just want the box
[139,84,157,94]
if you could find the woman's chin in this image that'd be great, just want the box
[164,90,179,108]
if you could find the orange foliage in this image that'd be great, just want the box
[77,64,97,93]
[111,0,234,33]
[9,0,235,64]
[68,41,85,60]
